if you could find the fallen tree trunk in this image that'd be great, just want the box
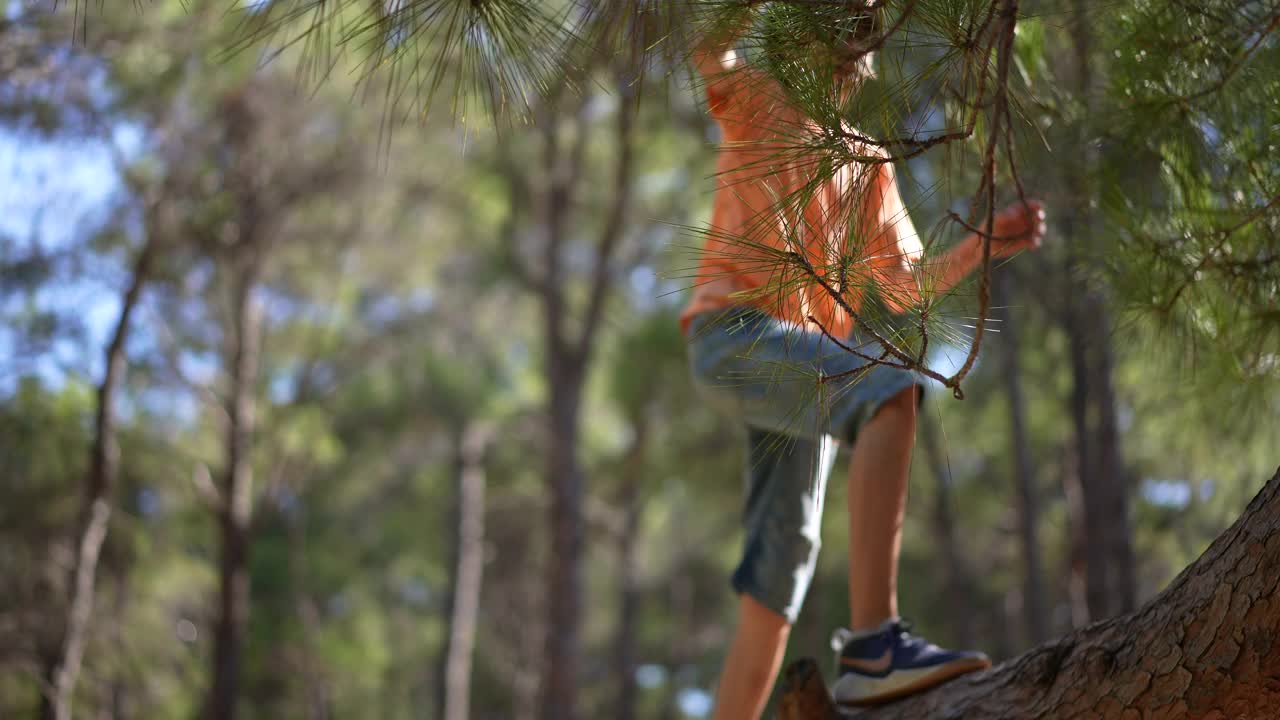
[779,466,1280,719]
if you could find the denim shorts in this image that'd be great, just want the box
[686,307,921,623]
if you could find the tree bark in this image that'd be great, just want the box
[778,466,1280,719]
[992,272,1049,645]
[535,78,588,720]
[440,422,492,720]
[49,235,158,720]
[207,267,262,720]
[542,361,587,720]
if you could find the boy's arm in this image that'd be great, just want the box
[869,163,1045,313]
[931,201,1044,289]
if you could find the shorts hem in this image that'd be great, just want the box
[731,565,805,624]
[835,373,924,446]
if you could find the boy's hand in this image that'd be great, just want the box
[991,199,1047,256]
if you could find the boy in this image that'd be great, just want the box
[680,4,1045,717]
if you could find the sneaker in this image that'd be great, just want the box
[829,619,991,706]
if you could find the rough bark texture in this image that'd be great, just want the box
[50,236,157,720]
[777,466,1280,720]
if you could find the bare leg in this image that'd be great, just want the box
[712,595,790,720]
[846,386,918,630]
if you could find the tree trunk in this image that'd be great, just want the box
[207,270,262,720]
[533,67,636,720]
[541,362,586,720]
[1058,0,1133,624]
[992,272,1049,646]
[777,466,1280,719]
[1090,316,1136,614]
[1061,439,1092,628]
[50,237,157,720]
[440,422,491,720]
[1064,301,1113,622]
[919,414,976,650]
[613,413,649,720]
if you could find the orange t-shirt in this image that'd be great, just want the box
[680,65,921,336]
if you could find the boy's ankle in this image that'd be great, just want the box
[848,615,898,637]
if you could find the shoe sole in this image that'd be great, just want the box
[835,656,992,708]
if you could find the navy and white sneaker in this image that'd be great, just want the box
[829,619,991,706]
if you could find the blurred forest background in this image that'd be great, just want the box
[1,1,1277,719]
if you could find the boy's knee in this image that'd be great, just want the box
[733,530,819,624]
[738,593,794,635]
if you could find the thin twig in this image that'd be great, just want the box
[944,0,1019,399]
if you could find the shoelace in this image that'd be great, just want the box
[895,620,926,646]
[830,618,934,662]
[893,619,945,656]
[831,618,915,651]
